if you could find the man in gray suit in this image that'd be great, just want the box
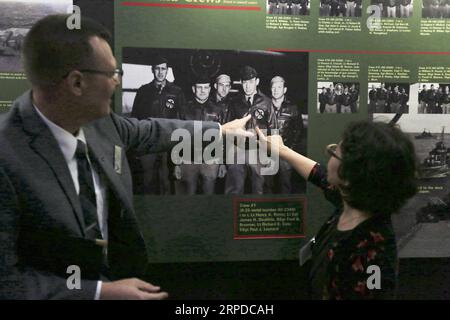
[0,15,250,299]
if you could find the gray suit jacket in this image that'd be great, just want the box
[0,91,219,299]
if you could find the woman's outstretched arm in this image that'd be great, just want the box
[256,127,317,180]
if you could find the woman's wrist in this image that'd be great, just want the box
[279,144,290,157]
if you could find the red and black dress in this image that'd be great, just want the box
[308,164,398,300]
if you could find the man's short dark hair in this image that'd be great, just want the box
[22,14,111,88]
[338,121,417,216]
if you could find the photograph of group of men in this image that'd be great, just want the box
[368,82,410,113]
[122,48,308,196]
[0,0,72,73]
[370,0,414,18]
[267,0,310,15]
[319,0,363,17]
[418,83,450,113]
[422,0,450,18]
[317,82,360,113]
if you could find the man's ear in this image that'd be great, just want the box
[256,78,260,86]
[192,86,196,94]
[283,87,287,95]
[64,70,84,96]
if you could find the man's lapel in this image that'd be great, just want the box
[83,126,134,215]
[18,91,86,235]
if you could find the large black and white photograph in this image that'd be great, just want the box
[368,82,411,113]
[422,0,450,18]
[374,114,450,257]
[417,83,450,114]
[319,0,362,17]
[370,0,413,18]
[122,47,309,196]
[0,0,72,73]
[267,0,310,15]
[317,81,360,113]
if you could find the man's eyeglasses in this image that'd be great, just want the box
[326,143,342,161]
[78,68,124,78]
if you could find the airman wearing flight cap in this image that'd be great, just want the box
[174,75,224,195]
[228,66,274,131]
[130,56,185,195]
[225,66,274,195]
[131,57,185,120]
[213,74,233,124]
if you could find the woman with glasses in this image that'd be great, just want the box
[256,121,417,299]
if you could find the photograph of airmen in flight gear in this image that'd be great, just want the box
[370,0,414,18]
[0,0,72,73]
[422,0,450,18]
[317,82,360,113]
[368,82,411,114]
[320,0,363,17]
[416,83,450,114]
[267,0,310,15]
[121,48,309,196]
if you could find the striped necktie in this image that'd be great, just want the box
[75,140,102,240]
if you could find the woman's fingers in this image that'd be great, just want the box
[255,126,266,141]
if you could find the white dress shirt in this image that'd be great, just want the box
[33,105,106,300]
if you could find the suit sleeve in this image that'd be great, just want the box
[0,167,97,300]
[110,113,221,156]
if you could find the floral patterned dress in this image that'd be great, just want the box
[308,164,398,300]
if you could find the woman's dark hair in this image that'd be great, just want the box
[22,14,111,88]
[338,120,417,216]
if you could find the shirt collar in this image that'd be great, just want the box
[245,93,256,103]
[155,80,166,89]
[33,104,86,163]
[272,96,285,109]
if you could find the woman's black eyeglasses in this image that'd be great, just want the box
[326,143,342,161]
